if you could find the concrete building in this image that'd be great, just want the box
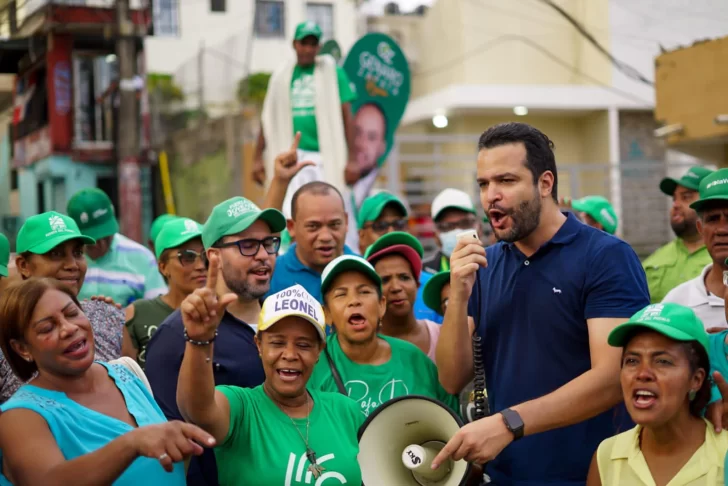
[367,0,728,255]
[145,0,361,111]
[0,0,154,241]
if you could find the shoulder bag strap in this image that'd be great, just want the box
[324,348,347,396]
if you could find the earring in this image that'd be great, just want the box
[689,390,697,401]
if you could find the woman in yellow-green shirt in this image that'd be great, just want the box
[587,303,727,485]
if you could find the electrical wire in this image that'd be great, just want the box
[534,0,654,86]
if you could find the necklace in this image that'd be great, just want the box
[268,388,324,479]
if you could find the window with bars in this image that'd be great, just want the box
[255,1,285,37]
[153,0,179,36]
[306,3,334,41]
[210,0,226,13]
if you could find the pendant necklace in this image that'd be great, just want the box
[273,390,324,479]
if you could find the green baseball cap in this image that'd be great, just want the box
[202,197,286,249]
[690,168,728,212]
[294,21,322,41]
[155,218,203,260]
[571,196,618,234]
[659,166,714,196]
[422,271,451,315]
[608,303,709,355]
[357,192,408,229]
[16,211,95,255]
[67,188,119,240]
[321,255,381,296]
[0,233,9,277]
[150,214,180,244]
[364,231,424,279]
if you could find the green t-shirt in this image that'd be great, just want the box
[642,238,711,303]
[290,64,356,152]
[215,385,365,486]
[310,334,459,417]
[126,295,174,369]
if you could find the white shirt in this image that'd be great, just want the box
[662,263,726,329]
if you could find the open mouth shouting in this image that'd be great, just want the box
[277,368,303,383]
[347,312,369,332]
[488,208,509,230]
[632,388,658,409]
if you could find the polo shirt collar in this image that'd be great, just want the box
[284,244,321,276]
[502,211,580,253]
[676,238,706,256]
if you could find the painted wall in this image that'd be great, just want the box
[168,149,229,225]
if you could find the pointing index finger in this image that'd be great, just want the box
[290,131,301,152]
[431,434,461,469]
[206,253,220,291]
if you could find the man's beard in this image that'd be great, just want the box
[221,263,270,301]
[671,213,699,239]
[491,192,542,243]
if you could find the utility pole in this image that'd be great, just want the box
[116,0,142,242]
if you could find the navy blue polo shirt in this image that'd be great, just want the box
[468,213,649,485]
[145,309,264,486]
[268,243,355,303]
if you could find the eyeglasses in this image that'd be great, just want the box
[364,219,409,233]
[436,217,478,233]
[176,250,206,267]
[215,236,281,257]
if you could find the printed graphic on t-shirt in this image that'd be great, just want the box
[291,73,316,118]
[345,378,409,416]
[284,451,347,485]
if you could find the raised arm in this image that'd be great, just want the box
[262,132,315,212]
[176,253,238,443]
[0,409,213,486]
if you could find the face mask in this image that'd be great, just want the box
[439,229,460,257]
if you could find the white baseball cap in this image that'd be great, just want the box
[431,188,476,221]
[258,285,326,341]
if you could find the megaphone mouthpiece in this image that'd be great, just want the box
[403,442,451,484]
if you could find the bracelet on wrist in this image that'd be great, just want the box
[184,328,218,346]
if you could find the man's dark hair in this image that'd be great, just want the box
[290,181,345,220]
[478,122,558,202]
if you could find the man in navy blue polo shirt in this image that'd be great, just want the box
[145,196,286,486]
[434,123,649,485]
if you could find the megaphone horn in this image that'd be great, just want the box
[357,395,471,486]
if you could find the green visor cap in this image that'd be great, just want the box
[155,218,203,260]
[67,188,120,240]
[0,233,9,277]
[363,231,424,260]
[690,168,728,212]
[357,192,408,229]
[571,196,618,234]
[150,214,180,243]
[16,211,96,255]
[660,165,714,196]
[608,303,709,355]
[321,255,382,296]
[294,21,322,41]
[422,271,451,315]
[202,197,286,249]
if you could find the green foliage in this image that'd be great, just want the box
[147,73,185,102]
[237,72,272,104]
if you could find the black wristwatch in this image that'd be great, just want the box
[500,408,524,440]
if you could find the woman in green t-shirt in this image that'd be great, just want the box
[310,254,459,417]
[124,218,206,368]
[177,255,364,486]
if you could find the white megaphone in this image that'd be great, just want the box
[358,395,471,485]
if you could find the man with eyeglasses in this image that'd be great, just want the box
[423,188,482,274]
[145,197,286,486]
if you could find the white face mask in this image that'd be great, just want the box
[439,229,460,257]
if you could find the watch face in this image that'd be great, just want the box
[723,270,728,287]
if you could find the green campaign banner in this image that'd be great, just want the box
[343,33,411,207]
[319,39,343,64]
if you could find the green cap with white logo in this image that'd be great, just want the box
[202,197,286,249]
[571,196,618,234]
[608,302,709,355]
[294,21,322,41]
[16,211,95,255]
[659,165,714,196]
[155,218,203,260]
[150,214,180,244]
[357,191,408,229]
[690,168,728,212]
[321,255,381,297]
[67,188,119,241]
[0,233,9,277]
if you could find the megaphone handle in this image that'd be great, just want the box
[472,333,488,420]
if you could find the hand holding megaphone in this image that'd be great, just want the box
[431,413,514,469]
